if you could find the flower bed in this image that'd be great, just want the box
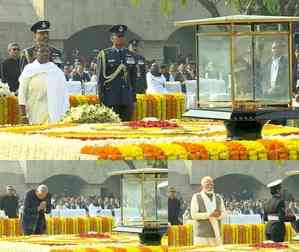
[168,224,295,247]
[0,216,113,236]
[0,121,299,160]
[0,233,167,252]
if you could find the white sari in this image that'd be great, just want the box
[18,60,69,124]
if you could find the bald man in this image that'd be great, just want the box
[21,185,52,235]
[190,177,226,246]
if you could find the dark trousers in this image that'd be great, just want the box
[266,222,285,242]
[110,104,133,121]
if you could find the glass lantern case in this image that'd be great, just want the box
[176,15,299,139]
[110,169,168,245]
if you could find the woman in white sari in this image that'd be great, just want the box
[18,46,69,124]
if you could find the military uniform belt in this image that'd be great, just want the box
[268,215,279,221]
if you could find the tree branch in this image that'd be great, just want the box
[197,0,221,17]
[245,0,255,14]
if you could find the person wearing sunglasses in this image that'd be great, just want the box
[0,42,21,93]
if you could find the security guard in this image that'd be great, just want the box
[264,179,296,242]
[96,25,137,121]
[20,20,63,71]
[128,39,147,94]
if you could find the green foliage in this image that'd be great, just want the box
[131,0,298,16]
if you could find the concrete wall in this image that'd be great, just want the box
[169,161,299,201]
[0,0,234,61]
[0,160,153,197]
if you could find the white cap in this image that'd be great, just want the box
[267,179,282,188]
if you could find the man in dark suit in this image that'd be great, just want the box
[264,179,296,242]
[0,185,19,218]
[168,187,181,225]
[263,40,289,99]
[1,42,21,92]
[96,25,137,121]
[20,21,63,72]
[129,39,147,94]
[21,185,51,235]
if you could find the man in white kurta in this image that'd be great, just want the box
[190,176,226,246]
[18,46,69,124]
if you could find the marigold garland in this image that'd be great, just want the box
[133,93,185,120]
[0,216,113,236]
[69,95,100,107]
[168,223,295,247]
[80,140,299,160]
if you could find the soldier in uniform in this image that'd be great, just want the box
[96,25,137,121]
[20,20,63,72]
[264,179,296,242]
[128,39,147,94]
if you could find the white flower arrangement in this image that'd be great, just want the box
[0,82,14,97]
[61,104,121,124]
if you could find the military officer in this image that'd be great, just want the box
[264,179,296,242]
[20,20,63,72]
[128,39,147,94]
[96,25,137,121]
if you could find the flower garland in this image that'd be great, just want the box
[0,96,19,125]
[168,224,295,247]
[69,95,100,107]
[80,139,299,160]
[133,93,185,120]
[2,122,299,160]
[0,216,113,236]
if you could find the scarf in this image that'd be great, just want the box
[19,60,69,122]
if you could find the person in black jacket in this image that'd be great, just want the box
[168,187,181,225]
[21,185,52,235]
[264,179,296,242]
[0,185,19,218]
[129,39,147,94]
[1,42,21,92]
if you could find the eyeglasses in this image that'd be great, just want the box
[11,48,20,51]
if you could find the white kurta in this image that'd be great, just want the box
[18,60,69,124]
[190,191,226,246]
[146,72,167,94]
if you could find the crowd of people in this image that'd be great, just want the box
[168,187,299,226]
[0,185,120,220]
[51,194,120,212]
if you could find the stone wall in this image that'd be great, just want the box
[0,0,234,61]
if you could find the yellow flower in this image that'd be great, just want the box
[117,144,144,160]
[156,143,188,159]
[241,141,267,160]
[200,142,229,160]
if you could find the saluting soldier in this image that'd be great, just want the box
[264,179,296,242]
[128,39,147,94]
[96,25,137,121]
[20,20,63,72]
